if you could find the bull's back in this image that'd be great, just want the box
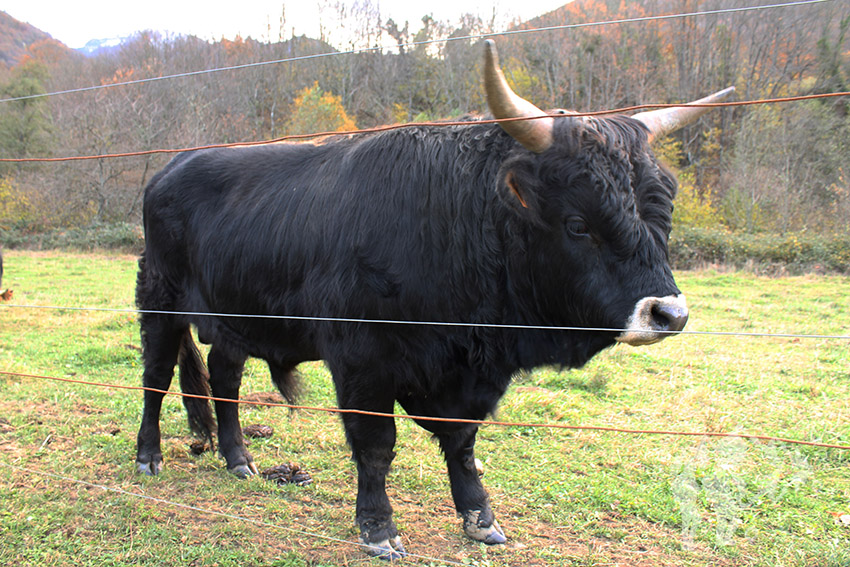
[140,140,421,359]
[144,144,337,275]
[140,129,500,362]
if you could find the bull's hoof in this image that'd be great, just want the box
[359,535,406,560]
[228,462,259,478]
[137,459,161,476]
[462,510,506,545]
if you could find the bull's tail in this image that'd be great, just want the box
[269,364,300,405]
[178,330,216,444]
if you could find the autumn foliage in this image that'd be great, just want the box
[0,0,848,240]
[286,82,356,135]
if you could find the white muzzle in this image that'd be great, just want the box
[616,294,689,346]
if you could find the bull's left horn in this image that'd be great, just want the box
[632,86,735,142]
[483,40,554,153]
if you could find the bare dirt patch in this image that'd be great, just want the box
[242,391,286,406]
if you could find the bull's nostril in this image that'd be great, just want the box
[651,304,670,329]
[651,303,689,333]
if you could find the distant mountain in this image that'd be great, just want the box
[0,10,58,67]
[77,36,132,57]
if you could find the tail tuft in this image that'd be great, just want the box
[270,364,300,405]
[178,330,216,444]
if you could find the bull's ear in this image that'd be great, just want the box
[505,170,529,208]
[500,166,543,223]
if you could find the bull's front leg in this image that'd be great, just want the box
[341,409,405,560]
[437,425,506,545]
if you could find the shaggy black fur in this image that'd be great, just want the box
[135,113,681,553]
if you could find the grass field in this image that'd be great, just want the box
[0,250,848,566]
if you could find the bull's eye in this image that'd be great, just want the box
[565,217,590,238]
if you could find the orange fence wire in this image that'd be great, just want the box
[2,370,847,450]
[1,92,848,164]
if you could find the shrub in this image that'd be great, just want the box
[670,227,850,273]
[0,175,41,230]
[285,82,356,136]
[654,135,724,230]
[0,223,144,253]
[673,172,723,229]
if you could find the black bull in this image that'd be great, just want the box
[135,41,729,558]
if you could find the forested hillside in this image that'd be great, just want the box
[1,0,848,250]
[0,11,77,68]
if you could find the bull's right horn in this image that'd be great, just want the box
[483,40,554,153]
[632,86,735,142]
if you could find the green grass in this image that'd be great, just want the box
[0,251,848,566]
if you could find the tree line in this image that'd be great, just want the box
[1,0,848,237]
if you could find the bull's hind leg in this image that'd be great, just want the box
[207,345,257,477]
[136,314,184,476]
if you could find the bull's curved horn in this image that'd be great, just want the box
[632,86,736,142]
[483,40,554,153]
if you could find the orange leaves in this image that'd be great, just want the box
[286,82,356,136]
[18,38,75,68]
[220,35,254,62]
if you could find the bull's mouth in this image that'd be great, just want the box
[616,294,689,346]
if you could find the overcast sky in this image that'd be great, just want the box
[3,1,566,49]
